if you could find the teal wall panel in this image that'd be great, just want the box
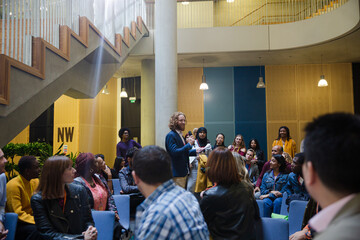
[204,67,235,147]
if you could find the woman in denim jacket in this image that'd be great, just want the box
[259,154,288,217]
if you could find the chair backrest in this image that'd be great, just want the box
[256,200,265,217]
[261,217,289,240]
[91,210,115,240]
[288,200,308,235]
[113,195,130,230]
[4,213,18,240]
[112,179,122,195]
[280,192,288,215]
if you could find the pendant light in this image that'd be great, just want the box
[318,55,328,87]
[256,57,265,88]
[120,78,128,98]
[200,58,209,90]
[101,84,110,95]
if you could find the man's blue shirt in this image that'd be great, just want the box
[135,179,209,240]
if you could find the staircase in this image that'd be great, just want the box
[0,15,149,147]
[306,0,341,19]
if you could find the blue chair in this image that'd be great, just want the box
[4,213,18,240]
[280,192,288,215]
[112,179,122,195]
[260,217,289,240]
[288,200,308,235]
[113,195,130,230]
[256,200,265,217]
[91,210,115,240]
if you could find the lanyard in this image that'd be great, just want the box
[18,175,33,204]
[63,190,67,213]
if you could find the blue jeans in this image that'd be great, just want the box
[263,197,283,217]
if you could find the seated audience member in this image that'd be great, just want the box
[111,156,125,179]
[6,156,40,240]
[116,128,142,166]
[284,152,310,205]
[283,152,293,164]
[95,153,113,193]
[31,156,97,240]
[74,153,122,240]
[95,154,112,181]
[301,113,360,240]
[254,145,291,195]
[228,134,246,156]
[132,146,209,239]
[200,147,260,239]
[272,126,296,158]
[0,148,8,239]
[212,133,226,149]
[259,154,289,217]
[119,148,139,193]
[192,128,198,139]
[249,138,266,172]
[119,148,144,215]
[188,127,212,192]
[232,152,251,184]
[245,149,259,186]
[290,198,320,240]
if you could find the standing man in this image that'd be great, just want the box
[165,112,195,188]
[0,148,8,240]
[303,113,360,239]
[6,156,40,240]
[132,146,209,239]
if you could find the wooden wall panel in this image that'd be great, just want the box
[266,65,297,121]
[330,63,354,113]
[78,124,100,154]
[297,64,330,121]
[54,77,118,167]
[178,68,204,135]
[266,63,353,159]
[79,98,100,125]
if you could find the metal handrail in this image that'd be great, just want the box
[176,0,349,28]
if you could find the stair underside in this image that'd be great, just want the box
[0,17,149,147]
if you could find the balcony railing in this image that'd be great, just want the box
[176,0,349,28]
[0,0,148,66]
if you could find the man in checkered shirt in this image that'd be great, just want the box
[132,145,209,240]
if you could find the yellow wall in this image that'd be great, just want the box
[54,77,118,167]
[265,63,353,159]
[177,2,213,28]
[178,68,204,135]
[9,126,29,144]
[214,0,263,26]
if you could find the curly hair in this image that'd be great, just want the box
[118,127,130,139]
[168,112,186,131]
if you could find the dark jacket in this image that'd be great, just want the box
[200,181,260,240]
[165,130,196,177]
[31,183,94,240]
[73,174,117,212]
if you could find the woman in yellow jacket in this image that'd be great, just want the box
[272,126,296,158]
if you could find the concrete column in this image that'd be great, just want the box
[155,0,177,148]
[141,59,155,146]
